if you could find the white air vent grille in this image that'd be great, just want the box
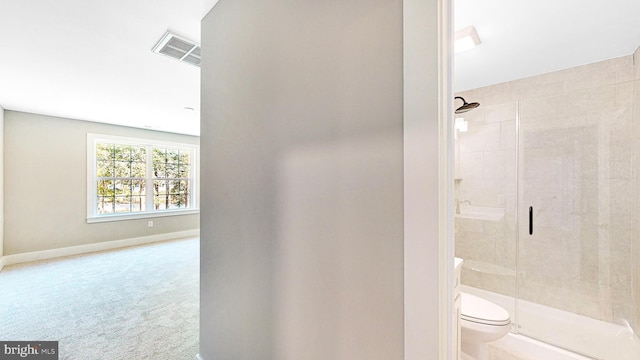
[152,31,201,67]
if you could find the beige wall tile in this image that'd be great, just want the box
[455,54,639,328]
[455,224,496,264]
[519,95,567,121]
[634,78,640,333]
[566,85,617,118]
[483,102,517,123]
[519,79,565,99]
[459,179,507,208]
[461,122,502,152]
[634,45,640,80]
[501,119,517,150]
[609,144,634,179]
[616,81,635,108]
[482,150,508,179]
[615,55,635,83]
[564,62,619,93]
[459,150,483,179]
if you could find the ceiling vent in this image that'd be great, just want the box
[152,31,201,67]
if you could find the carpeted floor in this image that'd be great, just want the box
[0,237,199,360]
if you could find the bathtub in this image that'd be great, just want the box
[462,285,640,360]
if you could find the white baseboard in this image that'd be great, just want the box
[195,354,203,360]
[0,229,199,269]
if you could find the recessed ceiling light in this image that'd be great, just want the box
[455,26,481,54]
[184,107,195,111]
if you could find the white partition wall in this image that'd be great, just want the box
[403,0,454,358]
[0,105,3,265]
[199,1,449,359]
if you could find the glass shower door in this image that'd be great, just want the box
[516,79,640,359]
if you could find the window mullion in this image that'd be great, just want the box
[146,145,154,212]
[190,148,195,208]
[89,134,197,221]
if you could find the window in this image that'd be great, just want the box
[87,134,198,222]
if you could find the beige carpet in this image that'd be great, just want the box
[0,237,199,360]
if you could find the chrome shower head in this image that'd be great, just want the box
[455,96,480,114]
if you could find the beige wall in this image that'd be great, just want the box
[456,54,639,328]
[4,111,199,255]
[199,0,410,359]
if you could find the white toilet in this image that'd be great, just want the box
[460,292,511,360]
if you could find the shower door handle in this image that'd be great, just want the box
[529,206,533,235]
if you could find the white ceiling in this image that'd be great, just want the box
[455,0,640,91]
[0,0,218,136]
[0,1,639,136]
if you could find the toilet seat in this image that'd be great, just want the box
[461,293,510,326]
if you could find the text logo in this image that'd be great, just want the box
[0,342,58,359]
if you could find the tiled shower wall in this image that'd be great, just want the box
[453,101,517,296]
[456,48,640,330]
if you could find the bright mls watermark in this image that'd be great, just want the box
[1,342,58,359]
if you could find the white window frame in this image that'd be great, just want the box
[86,133,199,223]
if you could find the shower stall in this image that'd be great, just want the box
[454,51,640,359]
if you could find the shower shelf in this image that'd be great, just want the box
[462,259,515,277]
[455,205,505,222]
